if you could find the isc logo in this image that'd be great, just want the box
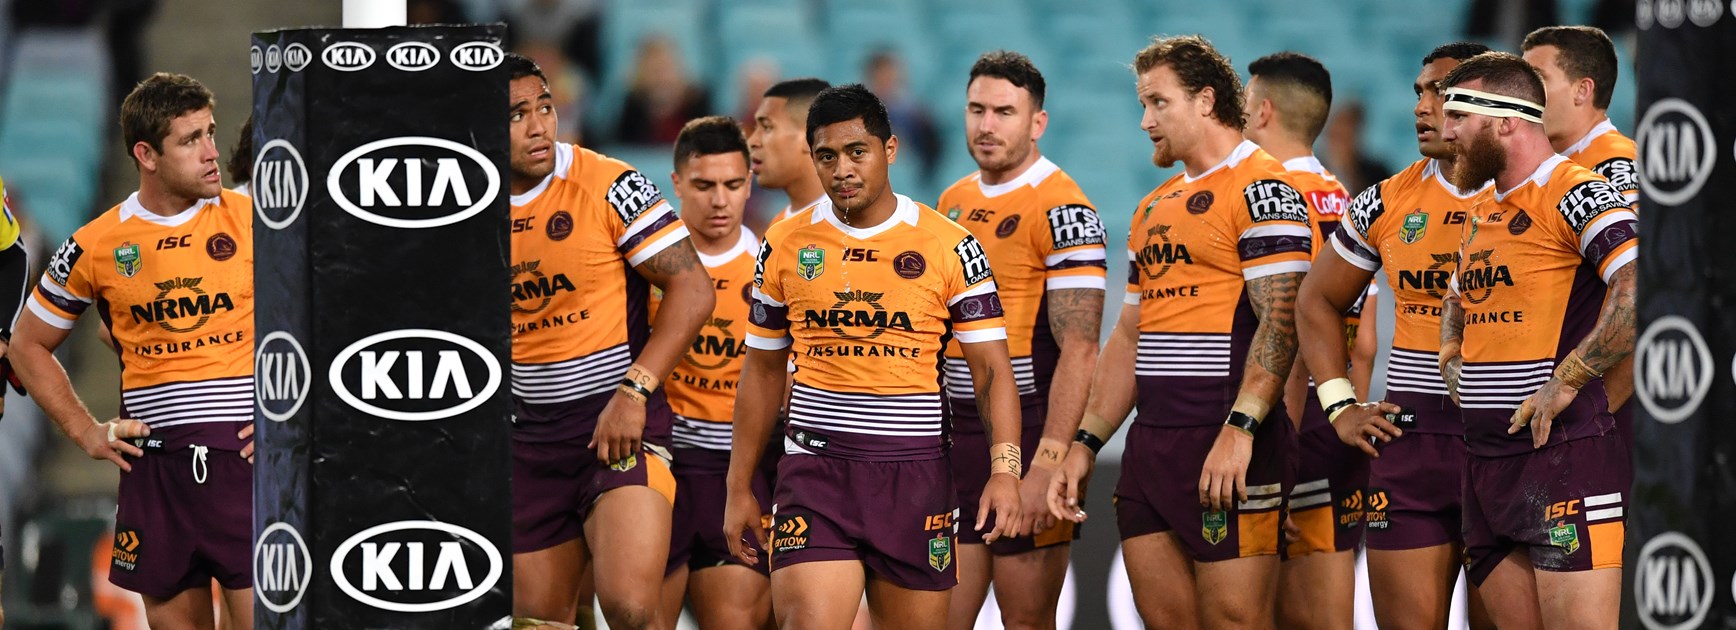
[328,137,501,229]
[253,139,310,230]
[450,41,503,71]
[329,329,502,422]
[253,522,313,613]
[386,41,439,71]
[323,41,375,71]
[331,520,504,613]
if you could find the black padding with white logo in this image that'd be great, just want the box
[1244,179,1311,224]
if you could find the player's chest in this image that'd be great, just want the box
[779,240,944,313]
[1131,190,1238,277]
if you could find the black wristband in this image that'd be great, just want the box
[619,377,653,400]
[1225,411,1261,435]
[1074,429,1106,454]
[1322,398,1357,423]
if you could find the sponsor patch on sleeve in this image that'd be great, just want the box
[1345,182,1385,238]
[1045,204,1106,250]
[46,237,84,286]
[1243,179,1311,224]
[1558,180,1629,233]
[954,235,995,286]
[1593,157,1639,196]
[606,169,666,225]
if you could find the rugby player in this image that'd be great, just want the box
[654,116,775,630]
[937,50,1105,630]
[1295,42,1494,630]
[1049,36,1311,627]
[1438,51,1635,629]
[0,174,31,629]
[724,84,1025,629]
[504,53,715,630]
[1240,50,1367,630]
[12,72,256,630]
[748,78,832,226]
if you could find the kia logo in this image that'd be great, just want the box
[330,520,503,613]
[326,136,500,229]
[328,329,501,422]
[256,331,311,422]
[249,45,263,75]
[284,42,311,72]
[265,44,282,73]
[254,522,313,614]
[323,41,375,71]
[1637,98,1716,207]
[1636,531,1713,630]
[386,41,439,71]
[1635,315,1713,424]
[449,41,503,71]
[252,139,309,230]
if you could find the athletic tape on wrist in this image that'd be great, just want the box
[1032,437,1068,471]
[1317,377,1358,423]
[990,442,1022,477]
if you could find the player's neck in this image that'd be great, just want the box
[510,172,543,197]
[1254,136,1314,165]
[1495,136,1560,194]
[1548,109,1609,154]
[784,176,826,212]
[1181,128,1246,178]
[978,149,1042,186]
[834,191,897,229]
[136,178,203,219]
[690,225,742,257]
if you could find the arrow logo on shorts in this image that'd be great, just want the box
[778,516,808,536]
[116,531,140,551]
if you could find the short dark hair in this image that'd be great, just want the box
[1522,26,1618,110]
[969,50,1046,109]
[763,77,830,127]
[228,114,254,185]
[503,52,547,85]
[1440,52,1547,110]
[805,84,892,146]
[120,72,215,162]
[673,115,750,170]
[1248,52,1333,142]
[1423,42,1493,66]
[1133,35,1245,130]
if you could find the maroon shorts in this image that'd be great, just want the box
[667,447,774,576]
[511,393,676,554]
[1115,419,1295,563]
[1462,432,1628,585]
[1363,432,1468,551]
[1283,414,1369,558]
[770,453,958,591]
[949,396,1078,552]
[110,445,253,599]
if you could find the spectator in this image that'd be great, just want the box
[1466,0,1559,48]
[406,0,466,24]
[1321,101,1391,195]
[615,35,712,145]
[501,0,604,81]
[864,49,939,182]
[515,43,591,144]
[733,57,781,136]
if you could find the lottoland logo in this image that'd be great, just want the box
[330,520,504,613]
[326,137,500,229]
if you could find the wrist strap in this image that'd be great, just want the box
[990,442,1022,477]
[1317,377,1358,424]
[618,378,651,404]
[624,364,659,393]
[1032,437,1068,471]
[1074,429,1106,454]
[1225,411,1260,437]
[1554,351,1599,389]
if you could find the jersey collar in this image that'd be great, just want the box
[1183,140,1260,183]
[1493,154,1570,202]
[1560,118,1619,158]
[120,192,217,228]
[510,142,575,207]
[976,156,1058,198]
[1424,159,1491,199]
[697,227,758,268]
[813,192,919,240]
[1281,155,1328,175]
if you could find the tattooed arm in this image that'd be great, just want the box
[1040,288,1104,446]
[1573,262,1637,374]
[633,238,716,384]
[1238,271,1305,411]
[961,336,1026,541]
[1439,293,1465,404]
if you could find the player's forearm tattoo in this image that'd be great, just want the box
[1246,272,1302,381]
[1047,288,1104,347]
[639,239,702,277]
[975,365,996,441]
[1576,263,1636,375]
[1440,294,1465,349]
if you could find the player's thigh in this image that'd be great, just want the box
[771,559,866,630]
[1194,553,1280,629]
[1122,531,1199,629]
[220,587,253,630]
[865,572,951,630]
[989,543,1070,630]
[1476,549,1544,630]
[1365,544,1461,630]
[689,564,772,630]
[1534,566,1619,630]
[656,565,688,630]
[513,538,588,621]
[946,543,993,630]
[1276,549,1354,630]
[586,486,673,613]
[142,585,218,630]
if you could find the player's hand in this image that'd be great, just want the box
[1510,377,1579,449]
[1440,354,1464,407]
[78,418,148,472]
[1047,444,1095,523]
[979,472,1024,544]
[1020,463,1058,534]
[239,422,255,465]
[1199,425,1253,512]
[1332,401,1405,458]
[590,391,645,465]
[722,484,768,566]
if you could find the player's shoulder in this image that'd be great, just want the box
[1231,145,1309,222]
[912,196,972,245]
[1544,157,1628,230]
[939,171,980,204]
[1032,160,1094,209]
[762,201,817,245]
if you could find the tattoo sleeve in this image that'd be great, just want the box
[1041,287,1104,440]
[974,364,996,441]
[1046,288,1104,345]
[638,238,702,278]
[1573,262,1637,374]
[1440,294,1465,349]
[1240,271,1303,407]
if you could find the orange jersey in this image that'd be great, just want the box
[1454,155,1636,456]
[1561,119,1637,207]
[1125,141,1312,428]
[1334,158,1487,432]
[31,191,255,450]
[936,157,1107,403]
[747,195,1008,461]
[652,229,757,450]
[1284,156,1365,324]
[509,143,688,421]
[769,196,823,225]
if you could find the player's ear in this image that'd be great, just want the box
[1196,86,1216,119]
[884,134,899,166]
[1574,77,1593,107]
[132,141,158,173]
[1030,109,1048,143]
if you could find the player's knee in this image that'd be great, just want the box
[599,599,657,630]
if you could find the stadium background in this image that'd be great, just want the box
[0,0,1640,627]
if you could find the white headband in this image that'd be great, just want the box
[1443,87,1544,124]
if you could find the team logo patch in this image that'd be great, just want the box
[46,238,83,285]
[1549,521,1580,555]
[797,245,825,281]
[894,251,926,279]
[546,211,573,241]
[995,214,1021,238]
[740,282,754,305]
[946,206,963,221]
[772,513,810,553]
[1508,210,1533,235]
[1202,510,1228,545]
[1364,488,1390,529]
[1244,179,1310,224]
[206,233,237,261]
[1187,191,1214,214]
[112,529,142,572]
[113,242,142,278]
[1399,210,1428,244]
[608,454,638,472]
[928,535,954,571]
